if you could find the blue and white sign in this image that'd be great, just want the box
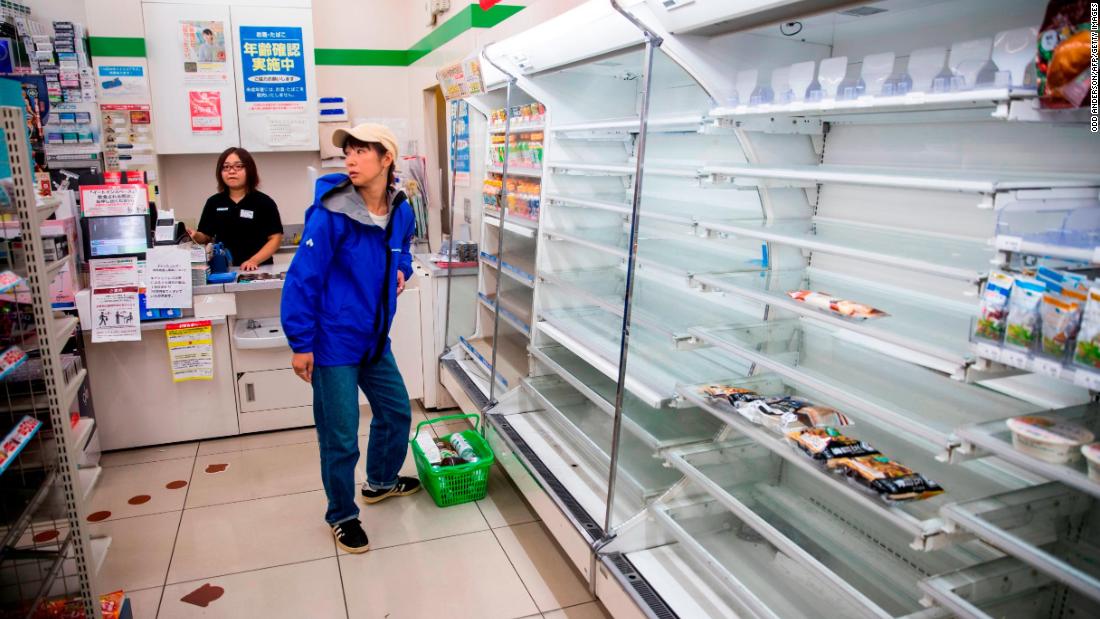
[238,26,307,103]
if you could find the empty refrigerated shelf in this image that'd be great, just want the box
[551,114,704,135]
[479,251,536,287]
[941,483,1100,604]
[688,321,1040,458]
[483,210,539,237]
[457,334,526,389]
[538,306,752,408]
[643,500,886,619]
[699,163,1100,194]
[478,291,532,336]
[548,161,699,177]
[530,344,725,450]
[679,376,1028,549]
[697,218,994,283]
[956,403,1100,500]
[487,165,542,179]
[694,267,977,373]
[667,442,1001,617]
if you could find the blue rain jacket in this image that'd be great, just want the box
[281,173,415,367]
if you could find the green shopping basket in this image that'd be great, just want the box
[410,414,495,507]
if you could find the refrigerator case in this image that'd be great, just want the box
[472,0,1100,618]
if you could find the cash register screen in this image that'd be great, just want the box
[86,215,150,258]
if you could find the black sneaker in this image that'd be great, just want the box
[361,476,421,504]
[332,518,370,553]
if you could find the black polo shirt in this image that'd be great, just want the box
[197,190,283,266]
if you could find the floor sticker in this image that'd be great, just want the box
[128,494,151,505]
[205,463,229,474]
[87,511,111,522]
[166,480,189,489]
[180,583,225,608]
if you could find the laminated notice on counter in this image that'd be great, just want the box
[165,320,213,382]
[145,247,192,308]
[91,286,141,343]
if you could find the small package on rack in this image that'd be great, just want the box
[1040,289,1085,359]
[828,455,944,502]
[1073,287,1100,370]
[1004,278,1046,350]
[739,397,852,431]
[974,272,1015,342]
[786,290,888,320]
[786,427,878,462]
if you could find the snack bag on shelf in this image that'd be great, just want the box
[1073,287,1100,370]
[827,455,944,502]
[1037,0,1094,108]
[786,290,888,320]
[786,427,879,461]
[740,397,852,432]
[974,272,1014,342]
[1004,278,1046,349]
[1039,289,1084,359]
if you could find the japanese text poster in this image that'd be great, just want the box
[145,247,192,309]
[239,26,307,110]
[451,100,471,186]
[80,184,149,216]
[188,91,223,134]
[165,321,214,382]
[91,286,141,343]
[96,65,149,104]
[180,20,227,82]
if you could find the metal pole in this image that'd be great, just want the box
[603,0,663,535]
[486,77,515,407]
[439,98,461,360]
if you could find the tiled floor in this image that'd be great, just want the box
[91,404,609,619]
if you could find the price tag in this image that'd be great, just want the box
[975,342,1001,362]
[996,236,1023,252]
[1031,357,1064,379]
[1075,369,1100,391]
[1000,349,1029,370]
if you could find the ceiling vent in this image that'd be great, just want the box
[838,5,888,17]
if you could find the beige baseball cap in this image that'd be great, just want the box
[332,123,399,161]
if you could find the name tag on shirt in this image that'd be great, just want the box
[216,207,229,212]
[240,209,254,219]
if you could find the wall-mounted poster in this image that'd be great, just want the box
[239,26,306,110]
[188,91,222,134]
[180,20,227,83]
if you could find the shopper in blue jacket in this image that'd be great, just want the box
[281,123,419,554]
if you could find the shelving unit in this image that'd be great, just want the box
[0,105,101,617]
[450,1,1100,618]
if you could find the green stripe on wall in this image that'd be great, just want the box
[319,3,525,67]
[87,3,523,65]
[88,36,146,58]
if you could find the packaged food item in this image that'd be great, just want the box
[974,272,1014,341]
[741,397,851,431]
[786,290,888,320]
[416,433,441,466]
[703,384,765,405]
[1037,0,1094,108]
[1074,287,1100,369]
[828,455,944,502]
[449,433,479,463]
[1082,443,1100,482]
[787,427,879,461]
[1040,290,1084,358]
[1004,278,1046,350]
[1006,415,1095,464]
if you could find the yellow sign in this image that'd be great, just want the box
[165,320,214,382]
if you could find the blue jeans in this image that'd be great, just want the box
[311,350,412,525]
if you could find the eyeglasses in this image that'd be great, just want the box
[221,163,245,172]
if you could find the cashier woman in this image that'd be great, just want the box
[188,147,283,270]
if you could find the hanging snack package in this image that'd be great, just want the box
[974,272,1015,342]
[828,455,945,502]
[787,426,879,462]
[1040,289,1084,359]
[1004,278,1046,350]
[1037,0,1094,108]
[787,290,888,320]
[1073,287,1100,370]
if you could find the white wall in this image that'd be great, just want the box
[26,0,89,29]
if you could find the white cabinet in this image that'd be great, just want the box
[237,368,311,412]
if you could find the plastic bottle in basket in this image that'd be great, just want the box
[449,433,479,463]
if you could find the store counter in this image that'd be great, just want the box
[84,261,427,450]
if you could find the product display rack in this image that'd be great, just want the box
[443,77,547,409]
[0,105,105,617]
[440,2,1100,618]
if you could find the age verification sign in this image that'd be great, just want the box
[238,26,307,103]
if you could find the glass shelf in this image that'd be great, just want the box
[666,440,999,618]
[700,163,1100,194]
[538,307,752,408]
[551,114,704,135]
[548,161,699,178]
[545,193,739,224]
[678,376,1026,550]
[957,403,1100,500]
[531,344,725,451]
[540,267,749,340]
[694,267,977,374]
[484,211,539,237]
[644,500,881,619]
[689,321,1040,458]
[487,165,542,179]
[698,218,994,283]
